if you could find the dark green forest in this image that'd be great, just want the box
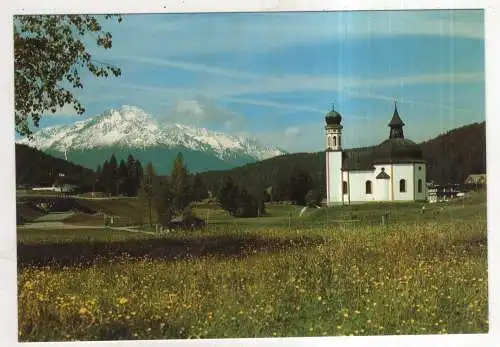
[420,121,486,184]
[15,144,95,190]
[16,121,486,203]
[197,121,487,196]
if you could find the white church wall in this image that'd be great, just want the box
[414,163,427,201]
[375,179,390,201]
[347,170,377,203]
[373,164,391,201]
[391,164,415,201]
[326,151,343,205]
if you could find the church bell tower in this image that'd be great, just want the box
[325,104,343,206]
[389,101,405,139]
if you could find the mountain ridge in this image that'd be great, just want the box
[16,105,286,173]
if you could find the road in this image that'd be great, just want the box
[17,219,155,235]
[16,192,136,200]
[18,221,100,230]
[32,212,75,222]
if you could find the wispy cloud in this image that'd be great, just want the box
[254,109,468,153]
[93,58,483,115]
[116,56,263,80]
[114,54,483,92]
[101,10,483,59]
[343,88,479,113]
[252,116,387,153]
[163,96,247,131]
[355,72,484,87]
[220,97,325,114]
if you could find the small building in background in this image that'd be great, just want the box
[168,214,206,230]
[464,174,486,189]
[426,183,462,203]
[52,173,80,194]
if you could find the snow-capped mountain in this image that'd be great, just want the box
[17,105,286,173]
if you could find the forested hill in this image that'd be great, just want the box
[15,121,486,195]
[15,143,95,189]
[198,121,486,194]
[420,121,486,185]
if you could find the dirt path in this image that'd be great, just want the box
[33,212,75,222]
[17,222,155,235]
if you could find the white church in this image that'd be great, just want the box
[325,103,427,205]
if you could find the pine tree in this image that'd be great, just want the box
[154,178,175,227]
[274,166,291,201]
[234,185,264,217]
[235,186,251,217]
[109,154,118,196]
[135,159,144,193]
[219,177,239,216]
[95,164,103,193]
[139,162,157,227]
[101,160,111,196]
[170,153,191,213]
[191,173,208,202]
[288,168,313,205]
[118,159,127,195]
[125,154,138,196]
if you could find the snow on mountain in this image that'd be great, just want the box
[17,105,285,161]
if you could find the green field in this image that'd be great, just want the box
[17,192,488,341]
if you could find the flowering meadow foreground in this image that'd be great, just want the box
[17,200,487,341]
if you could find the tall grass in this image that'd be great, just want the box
[17,217,487,341]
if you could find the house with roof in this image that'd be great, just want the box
[464,174,486,185]
[324,103,427,205]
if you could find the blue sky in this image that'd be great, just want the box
[37,9,485,152]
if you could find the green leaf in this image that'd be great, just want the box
[14,14,123,137]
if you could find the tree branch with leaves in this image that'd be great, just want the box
[14,14,122,137]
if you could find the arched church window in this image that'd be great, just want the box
[418,179,423,193]
[343,181,348,194]
[365,180,372,194]
[333,136,336,147]
[338,136,341,147]
[400,179,406,193]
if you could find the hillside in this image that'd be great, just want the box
[420,121,486,184]
[15,143,95,190]
[198,121,486,194]
[15,121,486,196]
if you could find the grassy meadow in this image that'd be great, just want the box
[17,192,488,341]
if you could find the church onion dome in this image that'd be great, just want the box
[325,104,342,126]
[372,137,425,164]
